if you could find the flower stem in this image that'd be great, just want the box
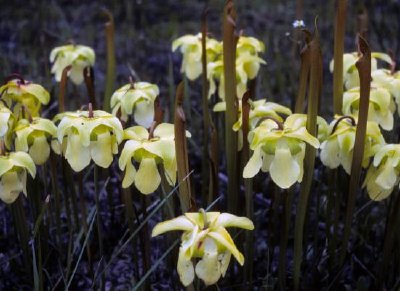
[102,9,116,112]
[333,0,347,115]
[223,0,239,214]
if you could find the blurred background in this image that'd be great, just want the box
[1,0,399,117]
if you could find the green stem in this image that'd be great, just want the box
[223,0,239,214]
[293,23,322,291]
[201,7,210,206]
[103,9,116,112]
[340,35,371,266]
[333,0,347,115]
[174,82,194,212]
[94,164,105,290]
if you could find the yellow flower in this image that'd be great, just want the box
[0,77,50,117]
[243,114,320,189]
[172,33,222,80]
[0,152,36,204]
[14,118,57,165]
[329,52,393,90]
[55,110,123,172]
[50,44,95,85]
[0,102,15,149]
[320,116,385,174]
[118,123,190,194]
[152,210,254,286]
[363,144,400,201]
[343,86,396,131]
[371,69,400,109]
[110,82,159,127]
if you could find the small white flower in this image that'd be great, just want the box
[292,20,305,28]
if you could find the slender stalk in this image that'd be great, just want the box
[59,65,71,112]
[78,173,92,274]
[340,35,371,265]
[93,164,105,290]
[102,9,116,112]
[242,90,253,287]
[333,0,348,115]
[293,23,322,291]
[49,153,62,247]
[83,66,96,109]
[174,82,194,212]
[201,7,210,205]
[122,186,139,280]
[223,0,239,214]
[279,188,294,290]
[294,32,311,114]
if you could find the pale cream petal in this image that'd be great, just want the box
[177,248,195,287]
[214,213,254,230]
[134,158,161,194]
[0,171,24,204]
[218,251,231,277]
[122,160,136,189]
[207,228,244,265]
[195,237,221,286]
[65,132,91,172]
[29,135,50,165]
[243,146,263,178]
[270,142,300,189]
[133,100,155,128]
[151,216,195,237]
[90,131,113,168]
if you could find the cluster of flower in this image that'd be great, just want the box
[326,52,400,200]
[0,44,183,203]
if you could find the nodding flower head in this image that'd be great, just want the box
[243,114,320,189]
[14,117,57,165]
[110,81,159,127]
[172,33,222,80]
[54,109,123,172]
[118,123,190,194]
[0,102,15,149]
[363,144,400,201]
[320,116,385,174]
[0,77,50,118]
[152,210,254,286]
[329,52,393,90]
[207,36,266,101]
[343,86,396,131]
[0,151,36,204]
[50,44,95,85]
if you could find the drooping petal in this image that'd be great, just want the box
[218,251,231,277]
[134,158,161,194]
[243,146,263,178]
[269,141,300,189]
[177,247,195,287]
[195,237,221,286]
[375,162,398,190]
[90,131,113,168]
[10,152,36,177]
[0,171,25,204]
[133,100,155,128]
[152,216,195,237]
[214,213,254,230]
[122,160,136,188]
[320,140,341,169]
[65,132,91,172]
[207,228,244,265]
[118,140,141,170]
[29,135,50,165]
